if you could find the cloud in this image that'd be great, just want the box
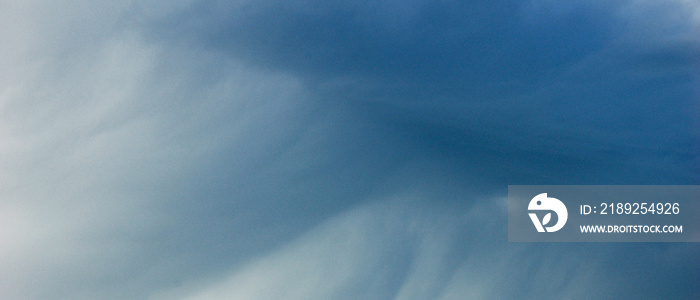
[0,0,698,299]
[159,0,698,183]
[154,193,700,300]
[152,197,426,300]
[150,195,489,300]
[0,10,309,297]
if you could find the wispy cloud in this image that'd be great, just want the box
[0,0,697,299]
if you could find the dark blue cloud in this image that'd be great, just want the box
[142,2,699,299]
[152,0,698,185]
[171,1,612,83]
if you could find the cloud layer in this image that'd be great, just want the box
[0,0,698,299]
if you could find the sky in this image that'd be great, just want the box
[0,0,698,299]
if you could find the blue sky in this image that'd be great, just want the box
[0,1,698,299]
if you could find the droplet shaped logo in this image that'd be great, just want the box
[528,193,568,232]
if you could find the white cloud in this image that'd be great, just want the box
[149,194,613,300]
[0,9,305,297]
[149,195,461,300]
